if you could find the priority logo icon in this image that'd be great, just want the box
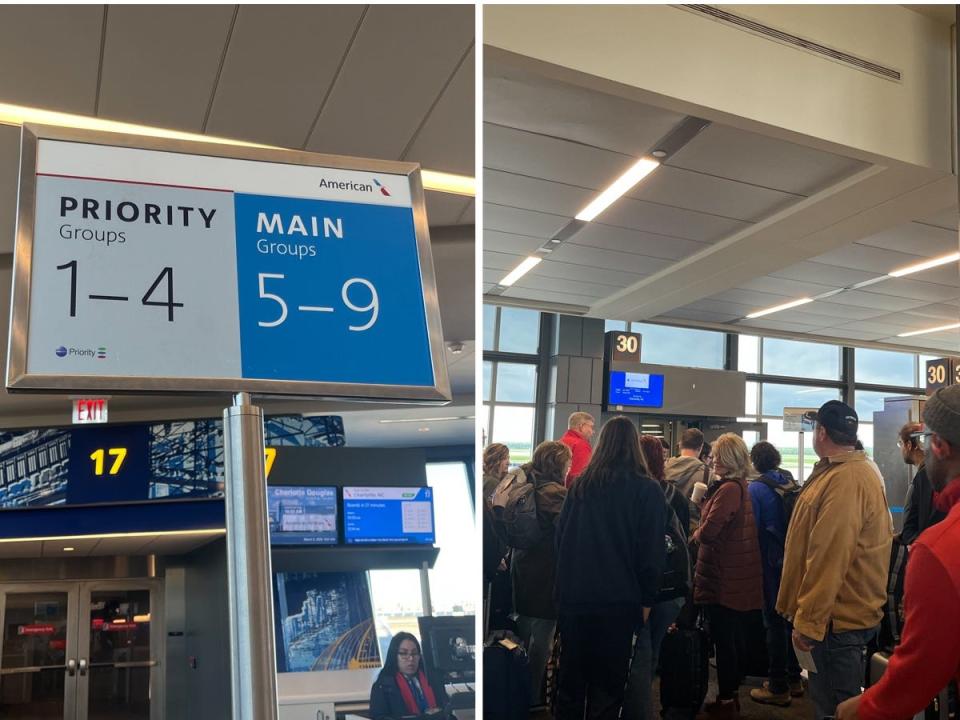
[55,346,67,358]
[97,347,107,359]
[373,179,391,197]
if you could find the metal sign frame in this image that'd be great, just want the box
[7,124,451,403]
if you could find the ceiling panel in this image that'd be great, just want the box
[569,224,710,261]
[0,5,102,114]
[597,195,750,243]
[99,6,234,131]
[483,268,505,285]
[484,229,546,256]
[483,170,592,218]
[831,318,929,335]
[905,263,959,288]
[501,286,598,306]
[801,300,890,322]
[667,123,869,196]
[42,537,100,557]
[738,276,841,298]
[425,192,472,227]
[205,5,364,148]
[457,200,475,225]
[0,541,42,558]
[548,243,672,275]
[403,46,474,175]
[484,64,686,157]
[818,289,931,312]
[712,288,794,308]
[306,5,473,161]
[863,277,960,303]
[737,318,823,333]
[916,206,959,231]
[628,165,801,223]
[530,259,642,287]
[484,123,632,190]
[485,204,569,239]
[857,221,957,257]
[512,272,622,299]
[770,261,880,288]
[659,307,742,323]
[812,243,930,274]
[902,302,960,322]
[90,536,154,556]
[483,250,526,271]
[806,327,887,341]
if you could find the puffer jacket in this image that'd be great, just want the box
[693,475,763,612]
[511,467,566,619]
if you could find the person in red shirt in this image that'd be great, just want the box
[836,385,960,720]
[560,412,595,488]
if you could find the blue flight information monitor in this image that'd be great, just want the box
[267,486,338,545]
[342,486,435,545]
[608,371,665,408]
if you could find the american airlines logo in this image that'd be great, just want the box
[318,177,391,196]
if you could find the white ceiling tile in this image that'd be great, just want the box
[803,300,890,321]
[667,123,869,196]
[568,224,710,261]
[306,5,473,160]
[738,276,840,298]
[685,298,755,318]
[901,302,960,322]
[206,5,365,148]
[831,318,928,335]
[863,277,960,303]
[484,230,547,256]
[0,5,102,114]
[916,206,958,231]
[807,328,886,342]
[99,6,235,131]
[483,268,505,285]
[820,290,930,312]
[597,195,750,243]
[712,288,794,308]
[484,169,593,217]
[770,261,880,288]
[484,123,632,190]
[425,192,471,228]
[484,204,569,239]
[905,263,959,289]
[629,165,801,223]
[484,63,686,157]
[502,286,597,307]
[512,272,622,299]
[530,259,641,287]
[404,46,474,176]
[857,221,957,258]
[736,318,823,333]
[483,250,526,271]
[483,283,496,293]
[658,307,741,323]
[812,243,928,274]
[549,244,674,275]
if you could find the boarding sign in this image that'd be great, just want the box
[8,125,449,402]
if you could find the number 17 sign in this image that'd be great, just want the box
[7,125,450,402]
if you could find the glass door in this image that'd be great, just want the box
[0,583,79,719]
[77,580,163,720]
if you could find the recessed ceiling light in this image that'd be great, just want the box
[575,157,660,222]
[418,427,430,432]
[651,150,668,158]
[897,322,960,338]
[888,252,960,278]
[499,256,543,287]
[62,547,75,552]
[745,297,815,319]
[0,102,475,197]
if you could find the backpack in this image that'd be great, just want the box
[490,467,542,550]
[755,471,801,528]
[658,483,692,601]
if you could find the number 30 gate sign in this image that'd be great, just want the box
[7,125,450,402]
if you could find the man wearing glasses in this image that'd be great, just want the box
[776,400,893,720]
[836,385,960,719]
[899,423,945,545]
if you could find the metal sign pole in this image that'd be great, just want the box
[223,392,278,720]
[799,431,805,483]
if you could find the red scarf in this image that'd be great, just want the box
[395,670,438,715]
[932,475,960,513]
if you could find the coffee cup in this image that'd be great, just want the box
[691,481,708,503]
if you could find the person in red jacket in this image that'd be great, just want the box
[560,412,595,487]
[836,385,960,720]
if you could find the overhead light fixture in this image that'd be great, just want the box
[575,157,660,222]
[0,528,225,544]
[499,256,543,287]
[888,252,960,278]
[418,427,430,432]
[62,547,75,552]
[897,322,960,338]
[0,102,475,197]
[745,297,815,319]
[378,416,474,424]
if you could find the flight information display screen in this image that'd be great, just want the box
[342,486,435,545]
[608,371,665,408]
[267,486,338,545]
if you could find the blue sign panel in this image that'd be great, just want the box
[267,486,338,545]
[608,371,665,408]
[234,194,434,387]
[342,486,435,545]
[67,425,150,505]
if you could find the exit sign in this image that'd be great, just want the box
[72,398,108,424]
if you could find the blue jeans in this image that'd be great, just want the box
[763,606,801,694]
[622,597,686,720]
[808,625,877,720]
[516,615,556,705]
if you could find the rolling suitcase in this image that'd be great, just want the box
[870,652,954,719]
[483,632,530,720]
[659,622,709,718]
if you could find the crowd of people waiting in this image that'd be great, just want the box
[483,386,960,720]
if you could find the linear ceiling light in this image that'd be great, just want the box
[888,252,960,278]
[745,297,815,319]
[378,416,474,424]
[575,158,660,222]
[0,528,225,544]
[499,256,543,287]
[0,102,475,196]
[897,322,960,338]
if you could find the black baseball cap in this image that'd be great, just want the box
[803,400,858,435]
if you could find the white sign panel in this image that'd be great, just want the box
[8,125,450,402]
[783,407,818,432]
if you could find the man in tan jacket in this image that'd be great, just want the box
[776,400,892,720]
